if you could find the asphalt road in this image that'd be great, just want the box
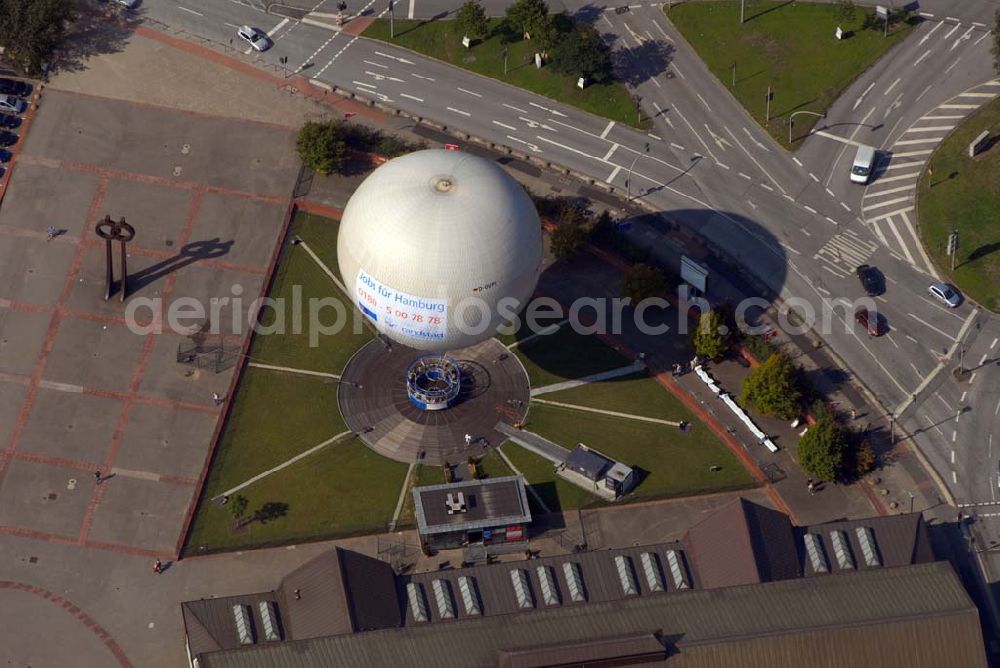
[133,0,1000,511]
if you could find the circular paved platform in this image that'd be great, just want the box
[338,338,530,466]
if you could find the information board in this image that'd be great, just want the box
[355,269,448,342]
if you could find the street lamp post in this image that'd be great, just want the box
[626,143,650,201]
[788,110,825,144]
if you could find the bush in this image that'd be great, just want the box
[457,1,489,40]
[297,121,348,175]
[742,334,777,363]
[854,439,876,477]
[798,414,848,482]
[504,0,549,39]
[550,217,588,260]
[621,263,668,303]
[550,25,613,84]
[740,352,802,420]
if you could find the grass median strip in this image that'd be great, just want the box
[667,1,914,149]
[363,18,643,128]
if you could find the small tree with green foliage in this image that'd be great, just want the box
[854,439,876,477]
[798,414,849,482]
[297,121,348,176]
[457,1,489,40]
[504,0,549,39]
[550,219,587,260]
[740,352,802,420]
[836,0,855,22]
[992,10,1000,75]
[691,309,729,360]
[0,0,75,75]
[550,25,613,83]
[229,495,249,526]
[621,263,667,304]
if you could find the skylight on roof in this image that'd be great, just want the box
[855,526,881,567]
[803,533,828,574]
[614,555,639,596]
[639,552,664,592]
[536,566,560,606]
[562,562,586,603]
[665,550,689,590]
[232,604,254,645]
[510,569,534,609]
[258,600,279,642]
[458,576,481,616]
[407,582,429,622]
[830,530,854,570]
[432,579,455,619]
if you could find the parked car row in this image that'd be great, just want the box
[0,77,30,178]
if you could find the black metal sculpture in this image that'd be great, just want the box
[95,215,136,302]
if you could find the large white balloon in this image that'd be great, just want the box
[337,149,543,351]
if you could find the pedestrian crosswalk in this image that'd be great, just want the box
[813,229,878,278]
[862,79,1000,277]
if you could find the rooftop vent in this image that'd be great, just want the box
[562,562,586,603]
[536,566,561,606]
[432,579,456,619]
[665,550,690,590]
[510,569,534,609]
[232,604,254,645]
[614,555,639,596]
[406,582,429,622]
[445,491,467,514]
[803,533,829,574]
[829,530,855,570]
[855,526,882,567]
[457,576,481,616]
[257,600,280,642]
[639,552,665,593]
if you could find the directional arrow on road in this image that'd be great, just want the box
[374,51,414,65]
[529,101,567,118]
[703,124,732,151]
[518,117,558,132]
[883,92,903,120]
[365,71,405,82]
[506,135,543,153]
[853,82,875,111]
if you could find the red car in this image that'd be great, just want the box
[855,308,886,337]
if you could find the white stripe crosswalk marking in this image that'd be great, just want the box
[939,104,978,109]
[873,171,921,184]
[959,92,998,98]
[865,196,912,211]
[895,137,944,145]
[920,115,965,120]
[864,184,914,198]
[900,209,939,277]
[904,126,954,132]
[884,217,916,265]
[892,149,934,157]
[867,206,914,223]
[870,221,890,246]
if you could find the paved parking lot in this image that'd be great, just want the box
[0,88,298,557]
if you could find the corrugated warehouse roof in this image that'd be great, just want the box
[196,561,985,668]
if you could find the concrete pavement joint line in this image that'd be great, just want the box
[894,309,979,418]
[387,461,415,532]
[247,362,341,379]
[216,431,355,499]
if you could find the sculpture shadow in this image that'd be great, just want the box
[128,238,234,293]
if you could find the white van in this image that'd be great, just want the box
[850,144,876,184]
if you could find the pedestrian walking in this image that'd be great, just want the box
[464,433,472,447]
[807,479,816,495]
[850,408,857,421]
[212,392,223,406]
[152,559,162,574]
[94,470,102,485]
[46,226,57,241]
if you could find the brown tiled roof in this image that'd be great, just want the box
[681,498,799,588]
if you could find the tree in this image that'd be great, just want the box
[992,10,1000,74]
[0,0,75,75]
[740,352,802,420]
[550,25,613,83]
[229,495,249,526]
[691,309,729,360]
[854,439,876,477]
[504,0,548,39]
[798,414,849,481]
[297,121,348,176]
[621,263,668,303]
[549,218,587,260]
[836,0,855,22]
[457,1,489,40]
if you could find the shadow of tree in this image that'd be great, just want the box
[611,38,675,87]
[52,5,134,75]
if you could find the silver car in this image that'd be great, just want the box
[0,95,27,114]
[237,26,272,52]
[928,282,961,308]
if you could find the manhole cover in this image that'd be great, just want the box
[181,144,191,155]
[173,166,183,177]
[67,478,77,490]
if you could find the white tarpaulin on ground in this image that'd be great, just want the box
[696,366,778,453]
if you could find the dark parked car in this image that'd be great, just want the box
[855,307,886,337]
[855,264,883,297]
[0,78,30,97]
[0,131,17,147]
[0,114,20,130]
[0,148,11,163]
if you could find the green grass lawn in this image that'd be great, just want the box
[502,441,595,514]
[668,1,913,149]
[514,325,632,388]
[541,372,687,421]
[918,97,1000,312]
[185,437,409,553]
[525,403,755,501]
[250,211,372,374]
[363,18,644,128]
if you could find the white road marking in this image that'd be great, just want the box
[741,126,770,152]
[502,103,527,114]
[904,125,954,133]
[739,172,751,180]
[353,80,377,89]
[457,87,482,97]
[809,173,819,183]
[267,18,290,37]
[529,102,567,117]
[894,137,942,145]
[883,219,917,265]
[506,135,542,153]
[960,92,999,98]
[984,354,992,366]
[447,107,471,116]
[871,171,921,184]
[884,77,900,96]
[675,107,717,161]
[920,116,964,121]
[996,397,1000,417]
[670,142,685,151]
[823,217,836,226]
[606,164,621,183]
[651,19,674,42]
[603,144,619,161]
[939,104,979,109]
[825,187,835,197]
[374,51,414,64]
[991,337,998,350]
[408,0,415,19]
[725,126,784,194]
[492,120,516,131]
[952,450,956,464]
[600,120,615,139]
[918,21,942,45]
[864,184,914,198]
[760,183,774,192]
[865,196,912,211]
[915,84,934,102]
[400,93,423,102]
[647,133,662,141]
[824,107,875,187]
[696,93,712,112]
[178,6,204,16]
[961,391,967,403]
[716,162,730,170]
[792,157,803,167]
[853,82,875,110]
[907,312,954,339]
[893,149,934,157]
[945,58,961,75]
[951,26,975,50]
[411,73,435,81]
[942,23,960,40]
[913,50,932,67]
[840,202,851,212]
[705,125,733,151]
[803,205,816,214]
